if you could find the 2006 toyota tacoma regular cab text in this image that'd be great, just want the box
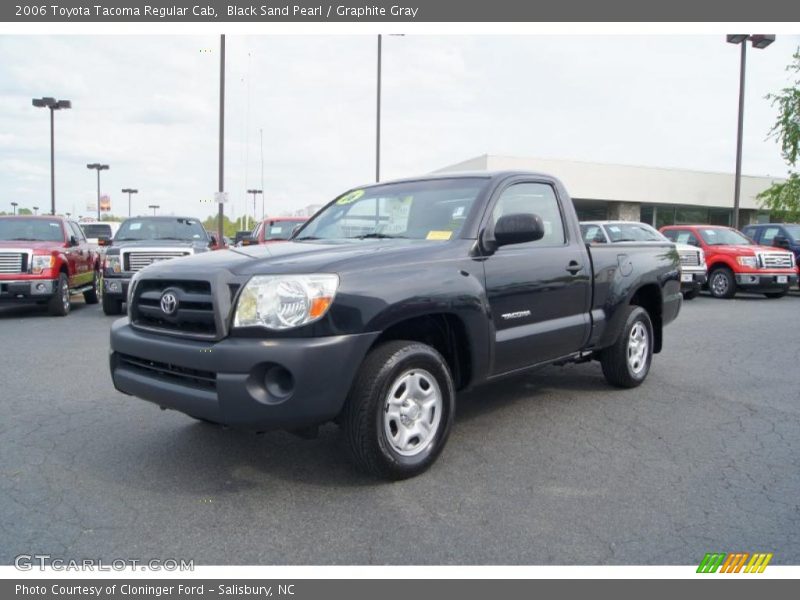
[109,172,682,479]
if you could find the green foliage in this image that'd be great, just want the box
[759,48,800,215]
[17,208,33,215]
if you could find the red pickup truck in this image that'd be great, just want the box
[0,215,100,315]
[244,217,308,245]
[661,224,798,299]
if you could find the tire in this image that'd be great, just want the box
[83,271,99,304]
[708,267,736,299]
[47,273,71,317]
[682,289,698,300]
[102,293,124,316]
[342,340,455,480]
[600,305,654,389]
[764,291,787,299]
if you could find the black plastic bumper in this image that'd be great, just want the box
[0,279,57,301]
[109,320,380,430]
[680,272,707,293]
[103,276,130,300]
[735,273,798,292]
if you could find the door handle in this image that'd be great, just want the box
[566,261,583,274]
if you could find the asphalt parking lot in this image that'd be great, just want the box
[1,291,799,565]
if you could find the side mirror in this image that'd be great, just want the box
[687,238,700,247]
[98,236,111,247]
[493,213,545,248]
[773,235,790,248]
[208,235,218,247]
[69,235,79,247]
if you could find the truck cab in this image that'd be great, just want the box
[0,215,99,315]
[661,224,797,299]
[245,217,309,245]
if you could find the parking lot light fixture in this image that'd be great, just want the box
[247,189,262,229]
[10,202,18,215]
[148,204,160,215]
[32,96,71,215]
[86,163,109,221]
[122,188,138,217]
[726,34,776,229]
[33,206,39,215]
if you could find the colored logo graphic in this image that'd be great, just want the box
[697,552,773,573]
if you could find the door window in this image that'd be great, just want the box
[491,183,565,245]
[760,227,781,244]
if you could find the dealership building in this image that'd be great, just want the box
[437,155,783,227]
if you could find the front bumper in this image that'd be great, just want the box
[103,276,130,299]
[735,272,798,291]
[0,278,56,301]
[680,271,707,292]
[109,320,380,430]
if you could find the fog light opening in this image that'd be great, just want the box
[264,366,294,400]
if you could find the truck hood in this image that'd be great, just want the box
[106,239,210,254]
[138,238,466,278]
[0,240,65,251]
[708,244,779,255]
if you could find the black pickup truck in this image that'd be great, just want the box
[109,172,682,479]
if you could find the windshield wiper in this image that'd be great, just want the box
[8,237,39,241]
[350,233,408,240]
[294,236,321,240]
[155,237,188,241]
[612,238,638,242]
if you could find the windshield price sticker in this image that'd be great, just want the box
[426,230,453,241]
[336,190,365,205]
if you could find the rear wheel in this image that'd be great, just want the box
[47,273,71,317]
[83,271,99,304]
[342,340,455,480]
[708,267,736,299]
[600,305,654,389]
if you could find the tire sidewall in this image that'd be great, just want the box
[623,307,654,383]
[370,345,455,474]
[709,268,735,299]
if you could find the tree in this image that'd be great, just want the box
[758,48,800,220]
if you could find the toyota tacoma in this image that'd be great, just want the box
[110,172,682,479]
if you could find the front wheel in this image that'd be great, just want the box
[47,273,71,317]
[600,305,654,389]
[102,293,124,316]
[342,341,455,480]
[708,268,736,299]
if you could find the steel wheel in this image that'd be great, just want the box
[61,279,70,311]
[627,321,649,375]
[383,369,442,457]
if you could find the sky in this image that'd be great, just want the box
[0,34,798,222]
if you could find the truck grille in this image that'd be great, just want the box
[679,250,702,267]
[757,252,794,269]
[0,252,26,274]
[123,250,190,272]
[117,353,216,390]
[130,279,217,338]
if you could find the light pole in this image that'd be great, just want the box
[148,204,159,216]
[375,35,405,183]
[32,97,71,216]
[726,34,775,229]
[86,163,109,220]
[217,34,226,248]
[33,206,39,215]
[121,188,138,217]
[10,202,18,215]
[247,189,262,228]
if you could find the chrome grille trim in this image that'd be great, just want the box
[0,249,31,274]
[678,250,701,267]
[757,252,794,269]
[121,247,193,272]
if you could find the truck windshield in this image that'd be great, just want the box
[603,222,665,242]
[81,223,112,238]
[295,178,487,241]
[264,219,307,241]
[698,228,752,246]
[115,218,207,242]
[784,225,800,241]
[0,218,64,242]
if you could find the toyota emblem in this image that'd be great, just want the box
[160,292,178,315]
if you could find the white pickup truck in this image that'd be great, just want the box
[580,220,707,299]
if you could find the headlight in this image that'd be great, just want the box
[736,256,758,268]
[104,255,122,273]
[31,255,54,274]
[233,274,339,330]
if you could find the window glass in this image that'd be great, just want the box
[116,218,208,241]
[760,227,781,244]
[0,218,64,242]
[68,222,86,242]
[81,223,112,239]
[492,183,565,245]
[698,227,752,246]
[265,219,308,241]
[603,222,664,242]
[580,224,606,243]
